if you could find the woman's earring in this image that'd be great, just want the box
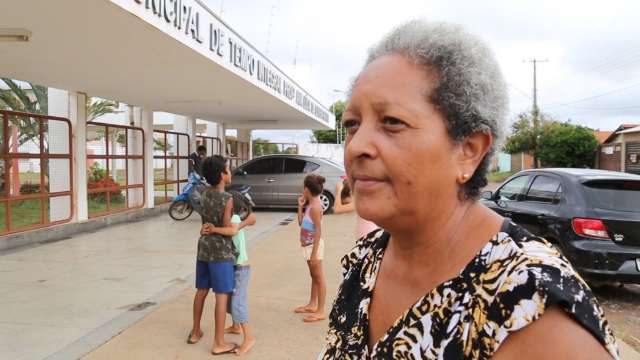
[460,173,470,183]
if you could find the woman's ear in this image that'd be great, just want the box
[457,132,492,184]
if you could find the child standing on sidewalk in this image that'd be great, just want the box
[294,174,327,323]
[187,155,237,355]
[207,190,257,356]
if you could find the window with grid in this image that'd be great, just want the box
[0,110,73,234]
[153,130,190,204]
[86,123,145,217]
[196,135,222,157]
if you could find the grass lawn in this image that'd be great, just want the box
[87,192,126,217]
[487,171,515,183]
[0,199,50,232]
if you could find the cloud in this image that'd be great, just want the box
[203,0,640,140]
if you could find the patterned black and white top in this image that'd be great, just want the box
[319,221,620,359]
[197,189,235,263]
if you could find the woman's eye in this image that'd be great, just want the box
[382,116,406,128]
[342,119,360,133]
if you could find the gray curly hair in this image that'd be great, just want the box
[357,20,508,199]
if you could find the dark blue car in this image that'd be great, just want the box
[481,168,640,284]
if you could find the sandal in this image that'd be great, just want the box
[303,314,326,322]
[212,344,238,355]
[186,330,203,344]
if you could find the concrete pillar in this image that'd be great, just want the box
[69,92,89,221]
[47,88,74,223]
[141,109,155,208]
[173,115,196,155]
[238,129,253,160]
[126,106,145,208]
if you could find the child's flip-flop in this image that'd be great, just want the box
[303,314,326,322]
[186,331,202,344]
[294,306,316,313]
[212,345,238,355]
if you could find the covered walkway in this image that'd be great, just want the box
[0,210,292,360]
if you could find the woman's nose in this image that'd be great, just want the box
[345,121,378,161]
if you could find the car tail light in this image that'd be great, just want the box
[572,218,610,240]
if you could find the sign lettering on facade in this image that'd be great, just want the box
[130,0,331,124]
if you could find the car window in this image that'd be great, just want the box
[284,158,306,173]
[583,180,640,212]
[525,175,562,203]
[242,158,284,175]
[496,175,531,201]
[303,161,320,173]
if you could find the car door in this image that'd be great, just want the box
[515,175,563,236]
[492,174,534,224]
[276,158,321,206]
[233,157,284,206]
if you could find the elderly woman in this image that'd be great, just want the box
[320,20,619,359]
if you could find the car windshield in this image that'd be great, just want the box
[582,180,640,212]
[322,159,345,171]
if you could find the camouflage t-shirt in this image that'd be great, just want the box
[197,189,236,263]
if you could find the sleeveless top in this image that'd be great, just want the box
[319,221,620,359]
[300,198,321,246]
[197,189,235,263]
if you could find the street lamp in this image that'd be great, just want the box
[332,89,346,144]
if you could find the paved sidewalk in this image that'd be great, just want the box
[83,212,640,360]
[83,212,358,359]
[0,211,291,360]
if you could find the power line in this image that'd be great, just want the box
[544,81,640,109]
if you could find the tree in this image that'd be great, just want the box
[536,122,598,168]
[312,101,346,144]
[504,112,554,167]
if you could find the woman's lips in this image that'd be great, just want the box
[352,175,389,192]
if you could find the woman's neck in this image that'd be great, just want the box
[385,202,500,276]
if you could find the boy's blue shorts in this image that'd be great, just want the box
[195,260,234,293]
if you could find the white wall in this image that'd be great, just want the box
[297,142,344,164]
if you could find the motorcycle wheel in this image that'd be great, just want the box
[169,200,193,221]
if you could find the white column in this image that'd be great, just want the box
[69,92,88,221]
[238,129,253,160]
[141,109,155,208]
[173,115,196,155]
[126,106,145,208]
[47,88,73,223]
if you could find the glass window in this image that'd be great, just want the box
[303,161,320,173]
[525,176,561,203]
[284,158,307,173]
[583,180,640,212]
[496,175,531,201]
[243,158,283,175]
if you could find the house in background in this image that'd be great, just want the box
[597,124,640,174]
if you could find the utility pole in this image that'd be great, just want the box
[524,58,548,128]
[524,58,548,168]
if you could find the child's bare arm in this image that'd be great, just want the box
[239,213,257,230]
[297,196,305,225]
[223,198,233,227]
[208,223,240,236]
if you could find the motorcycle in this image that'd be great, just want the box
[168,171,208,221]
[168,172,253,221]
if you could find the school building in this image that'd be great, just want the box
[0,0,334,245]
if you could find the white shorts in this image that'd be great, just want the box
[301,239,324,261]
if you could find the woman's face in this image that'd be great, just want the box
[343,54,462,229]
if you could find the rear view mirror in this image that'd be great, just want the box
[481,191,493,200]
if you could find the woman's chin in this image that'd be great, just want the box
[355,197,391,224]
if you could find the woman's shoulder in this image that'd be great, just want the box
[479,221,619,358]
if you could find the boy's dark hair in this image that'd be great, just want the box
[197,145,207,153]
[201,155,227,186]
[229,190,253,220]
[340,180,351,201]
[304,174,326,196]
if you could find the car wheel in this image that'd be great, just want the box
[319,191,334,214]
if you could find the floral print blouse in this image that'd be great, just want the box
[319,221,619,359]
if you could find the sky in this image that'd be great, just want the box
[203,0,640,142]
